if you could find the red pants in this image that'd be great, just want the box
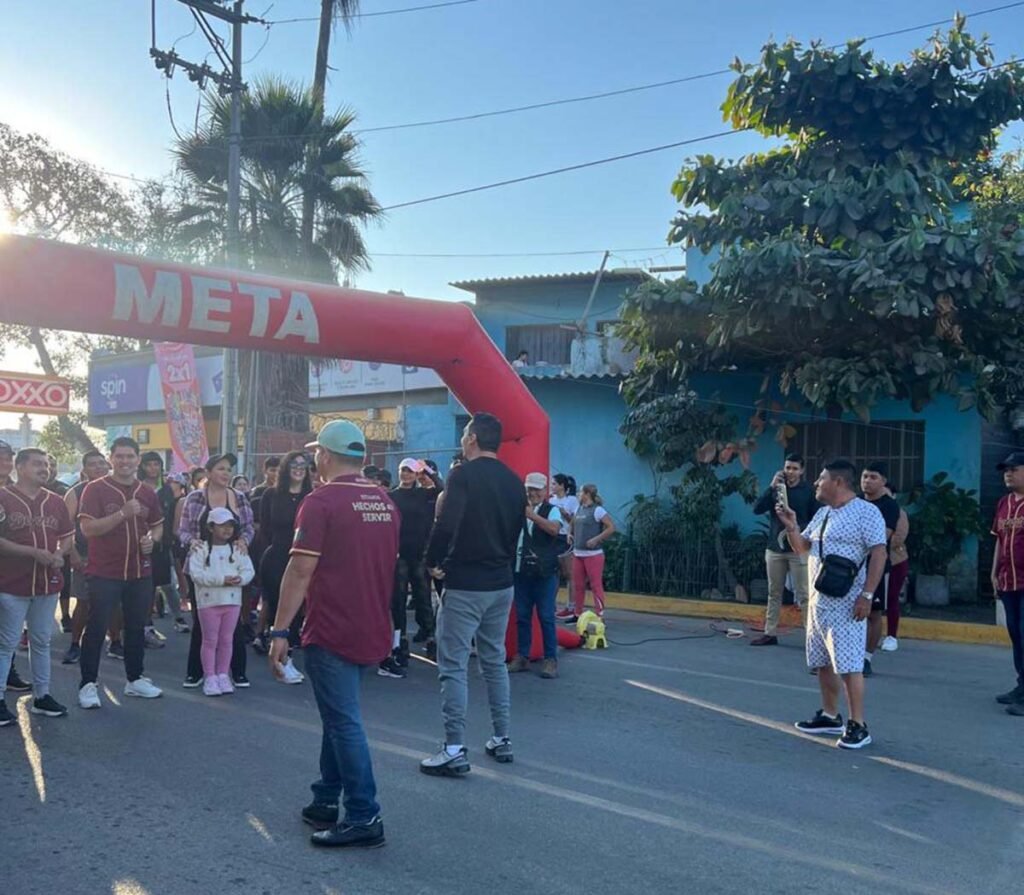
[887,561,908,637]
[572,553,606,615]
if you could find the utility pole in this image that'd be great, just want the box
[151,0,261,455]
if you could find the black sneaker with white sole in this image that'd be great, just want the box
[0,699,15,727]
[232,674,251,689]
[30,694,68,717]
[182,675,203,689]
[6,669,31,692]
[377,656,406,679]
[795,710,845,735]
[837,720,872,749]
[420,745,471,777]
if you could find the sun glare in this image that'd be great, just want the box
[0,206,14,234]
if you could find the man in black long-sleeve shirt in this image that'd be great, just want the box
[419,413,526,777]
[751,453,818,645]
[380,458,442,678]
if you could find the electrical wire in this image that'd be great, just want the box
[380,128,744,210]
[268,0,480,24]
[371,245,670,258]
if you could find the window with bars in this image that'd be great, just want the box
[505,324,574,365]
[788,420,925,494]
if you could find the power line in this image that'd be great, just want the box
[371,245,673,258]
[268,0,480,24]
[380,129,744,210]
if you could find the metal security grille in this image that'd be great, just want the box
[505,324,574,365]
[789,420,925,493]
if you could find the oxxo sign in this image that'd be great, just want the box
[0,372,71,415]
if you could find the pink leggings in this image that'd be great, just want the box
[198,605,240,678]
[572,553,606,615]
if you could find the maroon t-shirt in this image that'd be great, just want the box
[79,477,163,580]
[0,484,73,596]
[992,492,1024,592]
[290,474,400,665]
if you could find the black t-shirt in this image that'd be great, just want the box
[390,485,439,560]
[425,457,526,591]
[868,494,901,585]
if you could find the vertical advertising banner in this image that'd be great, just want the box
[153,342,210,473]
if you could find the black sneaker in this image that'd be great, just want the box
[0,699,15,727]
[838,720,872,749]
[30,694,68,718]
[377,656,406,679]
[412,628,430,644]
[396,640,410,668]
[62,643,81,665]
[750,635,778,646]
[301,802,339,830]
[795,710,845,735]
[996,684,1024,705]
[107,641,125,660]
[484,736,513,763]
[182,675,203,689]
[232,674,251,689]
[424,639,437,661]
[310,815,385,849]
[6,669,31,692]
[862,658,873,677]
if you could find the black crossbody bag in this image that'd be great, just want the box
[813,512,865,598]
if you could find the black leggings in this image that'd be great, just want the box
[260,546,302,646]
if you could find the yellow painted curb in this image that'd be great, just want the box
[590,590,1010,648]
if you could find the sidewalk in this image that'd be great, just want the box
[595,590,1011,647]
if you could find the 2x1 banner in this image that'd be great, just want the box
[153,342,209,473]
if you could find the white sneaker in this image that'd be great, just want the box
[78,682,101,710]
[278,658,305,685]
[880,636,899,653]
[124,677,163,699]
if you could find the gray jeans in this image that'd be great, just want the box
[0,592,59,699]
[436,586,514,746]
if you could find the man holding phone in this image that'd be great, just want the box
[751,453,817,645]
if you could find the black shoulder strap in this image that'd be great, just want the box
[817,512,829,560]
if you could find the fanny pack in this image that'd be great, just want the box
[813,512,865,598]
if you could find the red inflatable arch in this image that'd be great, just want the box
[0,236,549,474]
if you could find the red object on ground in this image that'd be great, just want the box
[0,235,549,476]
[505,605,584,659]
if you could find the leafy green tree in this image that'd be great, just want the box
[621,18,1024,448]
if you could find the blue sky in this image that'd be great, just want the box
[2,0,1024,302]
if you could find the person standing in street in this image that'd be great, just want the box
[860,462,901,676]
[76,436,165,709]
[0,448,74,727]
[990,451,1024,716]
[564,484,615,625]
[420,413,526,776]
[61,450,110,665]
[269,420,399,848]
[1,438,32,696]
[750,453,817,646]
[777,458,887,749]
[507,472,563,679]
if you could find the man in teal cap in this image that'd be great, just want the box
[270,419,401,848]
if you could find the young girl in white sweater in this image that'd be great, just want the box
[187,507,255,697]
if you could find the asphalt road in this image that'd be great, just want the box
[4,609,1023,895]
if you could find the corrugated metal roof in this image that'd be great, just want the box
[517,366,625,381]
[450,269,650,292]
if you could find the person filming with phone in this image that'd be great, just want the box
[751,453,818,646]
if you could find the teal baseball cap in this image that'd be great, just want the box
[305,419,366,458]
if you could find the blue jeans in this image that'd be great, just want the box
[304,645,380,825]
[514,573,559,660]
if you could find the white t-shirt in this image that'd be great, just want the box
[549,494,579,537]
[802,499,885,601]
[187,543,256,609]
[574,505,609,558]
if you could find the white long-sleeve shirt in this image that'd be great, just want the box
[187,543,255,609]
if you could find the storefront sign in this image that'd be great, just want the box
[0,371,71,414]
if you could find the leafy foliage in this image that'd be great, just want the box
[903,472,984,575]
[622,19,1024,429]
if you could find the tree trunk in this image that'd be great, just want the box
[300,0,335,259]
[26,327,97,453]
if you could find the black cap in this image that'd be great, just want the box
[205,452,238,472]
[998,451,1024,471]
[0,439,12,456]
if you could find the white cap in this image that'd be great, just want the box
[524,472,548,490]
[399,457,424,473]
[207,507,236,525]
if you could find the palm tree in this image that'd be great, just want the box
[173,77,381,441]
[303,1,362,261]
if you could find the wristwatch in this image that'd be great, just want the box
[858,591,874,601]
[268,628,291,639]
